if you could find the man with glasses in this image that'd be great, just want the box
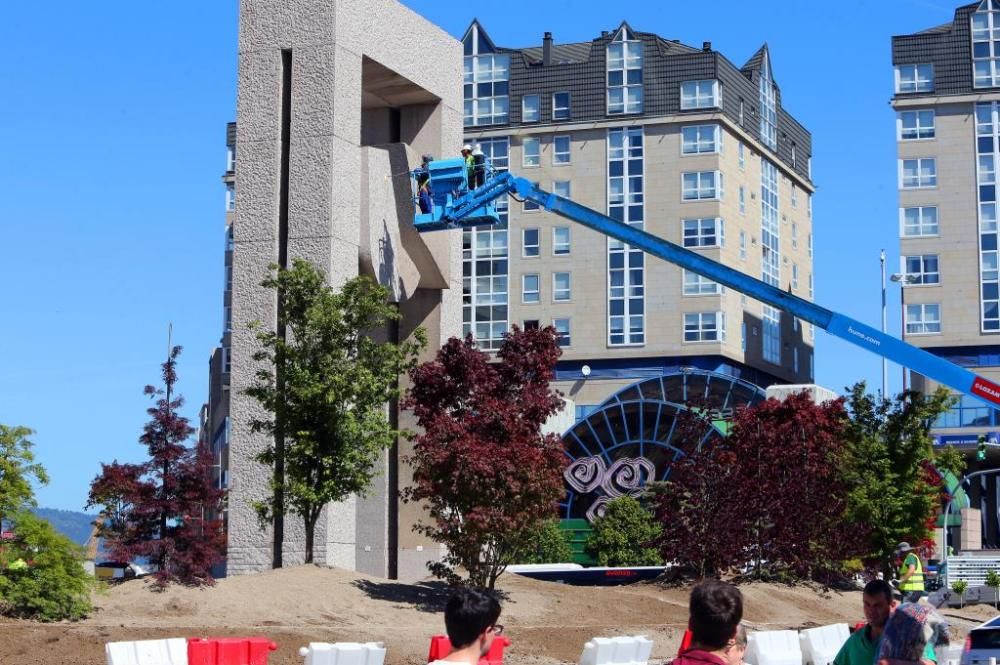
[429,587,504,665]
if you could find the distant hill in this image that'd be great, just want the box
[32,508,96,546]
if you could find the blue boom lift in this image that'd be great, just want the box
[413,157,1000,411]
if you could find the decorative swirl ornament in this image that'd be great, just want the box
[601,457,656,498]
[563,456,607,493]
[585,496,613,523]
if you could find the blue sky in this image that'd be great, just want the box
[0,0,963,512]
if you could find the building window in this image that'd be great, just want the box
[901,206,939,237]
[523,138,540,167]
[607,127,645,346]
[792,222,798,249]
[808,233,813,258]
[553,92,570,120]
[761,159,781,287]
[683,218,723,248]
[791,144,797,169]
[553,227,571,255]
[738,142,745,170]
[762,305,781,364]
[462,137,510,350]
[793,347,799,374]
[791,184,798,208]
[739,99,745,125]
[221,346,231,374]
[759,56,777,150]
[904,255,940,285]
[225,183,236,212]
[463,24,510,127]
[522,228,539,257]
[226,226,234,251]
[978,103,1000,331]
[553,135,571,165]
[554,318,571,347]
[792,263,799,290]
[226,146,236,172]
[974,3,1000,88]
[895,64,934,93]
[739,186,746,214]
[741,322,747,352]
[523,319,540,330]
[739,231,747,260]
[682,171,723,201]
[523,181,541,211]
[684,312,725,342]
[809,273,814,298]
[575,404,598,421]
[224,306,232,333]
[683,270,722,295]
[522,94,540,123]
[808,194,813,218]
[906,303,941,334]
[554,180,571,199]
[607,27,643,115]
[899,158,936,189]
[553,272,571,301]
[899,110,935,140]
[522,273,540,303]
[680,79,720,110]
[681,124,721,155]
[462,225,508,350]
[224,264,232,292]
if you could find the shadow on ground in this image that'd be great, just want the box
[352,579,453,613]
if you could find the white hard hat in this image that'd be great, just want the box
[472,144,484,155]
[462,144,472,152]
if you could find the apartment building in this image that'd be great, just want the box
[461,21,815,419]
[892,0,1000,547]
[892,2,1000,435]
[197,122,236,574]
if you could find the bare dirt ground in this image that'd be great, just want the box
[0,566,884,665]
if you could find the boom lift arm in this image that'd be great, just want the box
[413,158,1000,410]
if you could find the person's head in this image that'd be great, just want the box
[462,144,472,155]
[724,623,748,665]
[894,542,913,561]
[862,579,898,629]
[689,580,744,650]
[444,587,503,656]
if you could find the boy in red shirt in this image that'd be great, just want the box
[674,581,744,665]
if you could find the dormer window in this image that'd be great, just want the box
[759,54,777,150]
[462,23,510,126]
[973,1,1000,88]
[607,26,643,115]
[895,64,934,93]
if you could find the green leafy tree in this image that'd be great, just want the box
[935,445,967,478]
[515,519,574,565]
[586,497,663,567]
[842,384,954,576]
[0,425,49,527]
[248,260,426,564]
[0,511,94,621]
[952,579,969,609]
[987,570,1000,609]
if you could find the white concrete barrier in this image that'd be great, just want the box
[298,641,386,665]
[106,638,188,665]
[799,624,849,665]
[578,635,654,665]
[746,630,802,665]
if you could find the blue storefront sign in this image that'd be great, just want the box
[933,432,999,447]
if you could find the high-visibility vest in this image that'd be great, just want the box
[465,154,475,181]
[899,553,924,591]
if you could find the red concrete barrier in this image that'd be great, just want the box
[428,634,512,665]
[188,637,278,665]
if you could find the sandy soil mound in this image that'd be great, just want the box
[0,566,865,665]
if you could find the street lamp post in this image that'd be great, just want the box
[890,272,918,392]
[881,250,888,399]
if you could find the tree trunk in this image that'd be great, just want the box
[304,517,314,564]
[304,507,321,565]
